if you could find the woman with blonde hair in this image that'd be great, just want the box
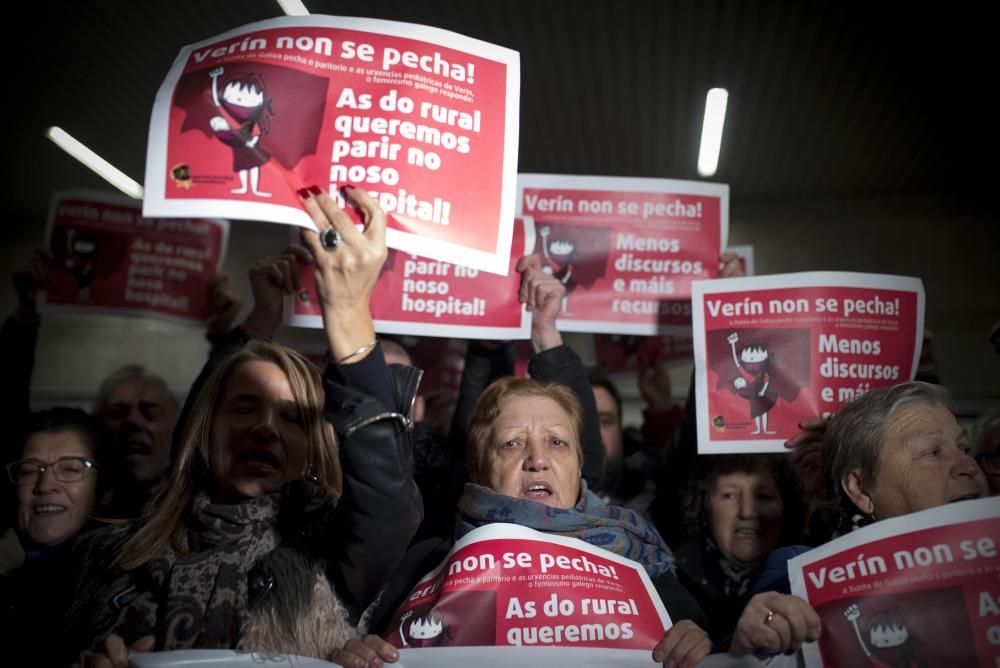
[68,186,422,667]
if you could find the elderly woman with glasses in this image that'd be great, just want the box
[1,407,110,665]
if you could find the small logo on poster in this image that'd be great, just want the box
[170,163,192,189]
[399,608,451,648]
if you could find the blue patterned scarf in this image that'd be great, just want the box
[456,482,675,578]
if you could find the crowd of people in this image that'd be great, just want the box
[1,188,994,667]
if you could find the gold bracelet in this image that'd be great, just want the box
[335,338,379,365]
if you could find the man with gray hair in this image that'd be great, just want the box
[93,365,178,515]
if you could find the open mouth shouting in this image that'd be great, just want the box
[33,504,68,516]
[238,448,283,474]
[522,480,553,501]
[125,436,152,458]
[732,526,761,540]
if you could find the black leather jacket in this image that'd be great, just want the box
[321,344,424,619]
[174,331,423,621]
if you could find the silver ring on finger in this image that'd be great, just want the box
[320,228,342,251]
[764,608,775,625]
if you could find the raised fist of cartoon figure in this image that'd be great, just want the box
[209,116,230,132]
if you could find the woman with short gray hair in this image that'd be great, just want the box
[729,381,987,656]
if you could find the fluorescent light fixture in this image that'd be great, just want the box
[277,0,310,15]
[46,126,144,199]
[697,88,728,178]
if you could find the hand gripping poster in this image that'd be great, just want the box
[516,174,728,335]
[382,523,670,661]
[691,272,924,454]
[789,498,1000,668]
[40,191,228,324]
[286,218,532,339]
[144,15,519,275]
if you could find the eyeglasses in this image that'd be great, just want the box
[976,452,1000,476]
[5,457,98,486]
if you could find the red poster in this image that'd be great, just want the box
[40,191,228,324]
[286,219,531,339]
[789,499,1000,668]
[593,334,695,375]
[516,174,728,335]
[691,272,924,454]
[383,524,670,651]
[144,16,520,275]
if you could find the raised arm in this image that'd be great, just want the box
[1,250,50,457]
[298,185,421,619]
[209,67,224,108]
[517,254,604,488]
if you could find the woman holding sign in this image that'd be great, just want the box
[67,187,422,667]
[347,264,713,668]
[675,454,804,645]
[457,375,713,667]
[730,381,987,656]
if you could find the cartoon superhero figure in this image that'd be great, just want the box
[398,608,453,648]
[844,604,926,668]
[539,225,576,314]
[208,66,273,197]
[727,332,777,434]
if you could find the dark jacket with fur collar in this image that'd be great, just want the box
[66,342,422,661]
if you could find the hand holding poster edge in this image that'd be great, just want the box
[143,14,520,276]
[691,271,925,455]
[515,174,729,336]
[40,189,230,326]
[787,497,999,668]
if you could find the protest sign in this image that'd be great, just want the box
[40,191,228,324]
[592,334,694,375]
[516,174,728,335]
[589,245,752,373]
[691,272,924,454]
[382,523,670,652]
[789,498,1000,668]
[145,15,520,275]
[286,218,532,339]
